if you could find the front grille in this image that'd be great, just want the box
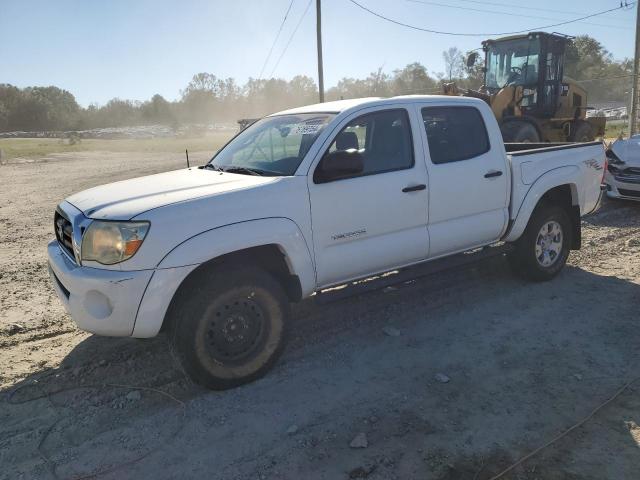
[54,210,75,261]
[618,188,640,198]
[625,167,640,175]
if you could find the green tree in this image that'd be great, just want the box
[390,62,437,95]
[141,94,175,124]
[565,35,632,103]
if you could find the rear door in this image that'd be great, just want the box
[307,106,429,287]
[417,104,509,257]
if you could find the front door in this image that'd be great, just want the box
[308,107,429,287]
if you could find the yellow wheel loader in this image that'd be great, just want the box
[443,32,606,143]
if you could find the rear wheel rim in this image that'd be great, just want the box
[535,220,563,267]
[205,297,270,365]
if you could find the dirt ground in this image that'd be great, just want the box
[1,150,640,480]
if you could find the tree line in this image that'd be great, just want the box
[0,35,631,133]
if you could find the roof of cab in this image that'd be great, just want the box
[271,95,484,116]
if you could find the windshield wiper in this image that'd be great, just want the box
[202,164,278,176]
[222,166,267,176]
[202,163,224,172]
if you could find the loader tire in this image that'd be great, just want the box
[501,120,540,143]
[569,121,594,142]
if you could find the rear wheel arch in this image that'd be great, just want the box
[537,184,581,250]
[506,171,581,245]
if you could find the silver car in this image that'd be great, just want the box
[605,135,640,201]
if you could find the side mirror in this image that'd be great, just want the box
[315,149,364,183]
[466,51,479,68]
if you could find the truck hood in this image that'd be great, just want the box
[66,168,278,220]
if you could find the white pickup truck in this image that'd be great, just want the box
[48,96,605,389]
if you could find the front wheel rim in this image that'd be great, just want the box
[205,297,269,365]
[535,220,563,267]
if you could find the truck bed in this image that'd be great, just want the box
[505,141,603,154]
[506,140,605,230]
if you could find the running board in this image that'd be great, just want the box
[315,243,512,304]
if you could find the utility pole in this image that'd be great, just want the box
[316,0,325,103]
[630,1,640,136]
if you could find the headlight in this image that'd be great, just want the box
[81,221,150,265]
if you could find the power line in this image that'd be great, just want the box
[346,0,634,37]
[406,0,632,30]
[258,0,296,80]
[269,0,314,78]
[440,0,631,20]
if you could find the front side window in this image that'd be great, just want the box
[209,113,335,176]
[422,107,490,164]
[315,109,413,182]
[485,38,540,89]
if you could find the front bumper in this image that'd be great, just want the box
[48,240,153,336]
[604,171,640,201]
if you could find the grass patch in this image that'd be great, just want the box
[604,119,627,141]
[0,133,234,160]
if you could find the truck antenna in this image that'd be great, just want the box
[185,149,190,169]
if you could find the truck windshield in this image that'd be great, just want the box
[485,38,540,89]
[208,113,335,176]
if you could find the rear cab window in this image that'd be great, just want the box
[421,106,490,164]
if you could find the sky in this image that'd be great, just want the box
[0,0,637,106]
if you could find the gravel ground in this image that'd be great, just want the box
[1,150,640,480]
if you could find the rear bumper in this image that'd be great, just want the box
[48,240,153,336]
[587,184,606,214]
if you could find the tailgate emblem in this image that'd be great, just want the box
[584,158,603,170]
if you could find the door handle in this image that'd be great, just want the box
[484,170,503,178]
[402,184,427,193]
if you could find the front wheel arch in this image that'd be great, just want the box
[169,262,291,389]
[161,245,301,334]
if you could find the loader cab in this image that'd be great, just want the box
[483,32,569,118]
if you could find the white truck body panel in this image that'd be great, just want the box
[47,96,605,338]
[67,168,276,220]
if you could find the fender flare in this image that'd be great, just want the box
[157,217,316,295]
[131,218,316,338]
[504,166,579,243]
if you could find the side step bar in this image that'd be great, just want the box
[315,243,513,304]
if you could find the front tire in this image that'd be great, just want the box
[170,264,290,390]
[508,205,572,281]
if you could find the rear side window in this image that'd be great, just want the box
[421,107,490,164]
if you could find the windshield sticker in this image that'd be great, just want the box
[291,124,322,135]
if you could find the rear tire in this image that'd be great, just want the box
[170,264,290,390]
[508,204,572,281]
[501,120,541,143]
